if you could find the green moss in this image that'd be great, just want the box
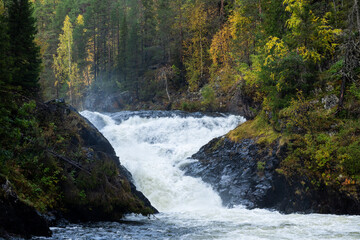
[211,137,225,151]
[257,161,265,172]
[180,100,202,112]
[228,114,281,145]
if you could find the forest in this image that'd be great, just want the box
[31,0,360,186]
[1,0,360,236]
[29,0,359,110]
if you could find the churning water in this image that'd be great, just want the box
[37,111,360,240]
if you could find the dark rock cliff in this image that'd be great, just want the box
[38,100,157,221]
[0,100,157,239]
[183,136,360,214]
[226,87,260,120]
[0,175,52,239]
[183,137,287,209]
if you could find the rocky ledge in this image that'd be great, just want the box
[41,100,157,219]
[0,175,52,239]
[0,100,157,239]
[183,136,360,214]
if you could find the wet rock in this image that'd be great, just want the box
[0,176,52,238]
[183,136,360,215]
[37,101,157,223]
[183,137,285,209]
[226,87,260,120]
[325,84,334,92]
[321,94,339,109]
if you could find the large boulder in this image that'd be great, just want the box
[0,99,157,239]
[0,175,52,238]
[183,136,360,214]
[183,137,286,209]
[37,100,157,222]
[226,87,260,120]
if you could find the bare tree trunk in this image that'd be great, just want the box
[338,76,346,110]
[220,0,224,23]
[333,0,338,26]
[355,0,360,34]
[259,0,262,15]
[117,13,120,57]
[157,66,173,102]
[56,83,59,99]
[332,0,337,13]
[164,73,171,102]
[338,0,360,112]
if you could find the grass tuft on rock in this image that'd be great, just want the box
[227,114,281,145]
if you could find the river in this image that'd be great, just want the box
[36,111,360,240]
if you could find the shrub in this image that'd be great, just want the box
[200,84,216,111]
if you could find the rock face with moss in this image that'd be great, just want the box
[184,120,360,214]
[0,175,52,238]
[0,100,157,238]
[37,100,157,222]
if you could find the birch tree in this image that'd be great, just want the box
[53,15,79,104]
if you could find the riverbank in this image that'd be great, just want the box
[82,83,259,120]
[38,110,360,240]
[0,98,157,239]
[184,134,360,215]
[82,86,360,216]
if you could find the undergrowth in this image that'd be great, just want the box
[227,113,281,145]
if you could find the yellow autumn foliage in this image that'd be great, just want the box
[210,23,232,67]
[264,37,289,66]
[283,0,341,63]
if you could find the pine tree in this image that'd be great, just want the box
[118,12,128,84]
[0,1,11,86]
[33,0,59,100]
[156,0,173,63]
[7,0,41,92]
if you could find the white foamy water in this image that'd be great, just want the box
[42,110,360,240]
[81,110,244,212]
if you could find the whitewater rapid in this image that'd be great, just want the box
[81,110,245,212]
[42,110,360,240]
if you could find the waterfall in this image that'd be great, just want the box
[81,110,245,212]
[51,110,360,240]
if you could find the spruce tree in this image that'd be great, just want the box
[7,0,41,92]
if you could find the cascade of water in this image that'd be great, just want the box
[65,110,360,240]
[81,110,245,212]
